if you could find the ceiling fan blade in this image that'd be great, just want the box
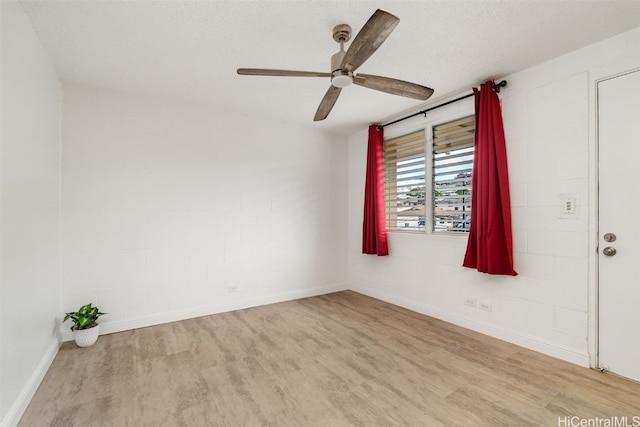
[340,9,399,73]
[237,68,331,78]
[314,86,342,121]
[354,74,434,100]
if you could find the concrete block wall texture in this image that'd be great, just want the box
[60,83,349,334]
[348,26,640,367]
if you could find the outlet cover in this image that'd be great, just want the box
[479,300,492,312]
[464,297,477,307]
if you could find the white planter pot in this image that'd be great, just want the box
[73,324,100,347]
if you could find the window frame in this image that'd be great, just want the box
[382,107,475,237]
[383,129,427,233]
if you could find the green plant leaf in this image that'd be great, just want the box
[64,303,105,330]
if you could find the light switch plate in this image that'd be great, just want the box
[559,193,578,219]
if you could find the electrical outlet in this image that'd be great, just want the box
[479,299,492,312]
[464,297,477,308]
[227,285,238,293]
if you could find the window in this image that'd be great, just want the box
[432,115,475,233]
[384,130,426,232]
[383,114,475,234]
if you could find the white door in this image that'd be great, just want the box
[598,69,640,382]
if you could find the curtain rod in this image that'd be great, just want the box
[379,80,507,129]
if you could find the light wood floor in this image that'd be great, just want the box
[20,291,640,426]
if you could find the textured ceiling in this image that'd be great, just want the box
[20,0,640,135]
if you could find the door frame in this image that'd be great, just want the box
[591,65,640,370]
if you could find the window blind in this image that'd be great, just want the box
[432,116,475,233]
[384,130,426,232]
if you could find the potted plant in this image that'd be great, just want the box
[63,303,106,347]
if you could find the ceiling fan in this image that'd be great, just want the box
[237,9,434,121]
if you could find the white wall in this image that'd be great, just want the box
[60,83,348,337]
[0,2,62,425]
[348,26,640,367]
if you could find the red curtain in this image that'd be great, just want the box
[463,81,517,275]
[362,124,389,256]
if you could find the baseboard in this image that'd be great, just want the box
[1,338,60,427]
[350,284,590,367]
[62,283,348,342]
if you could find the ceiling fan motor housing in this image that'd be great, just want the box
[330,47,353,88]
